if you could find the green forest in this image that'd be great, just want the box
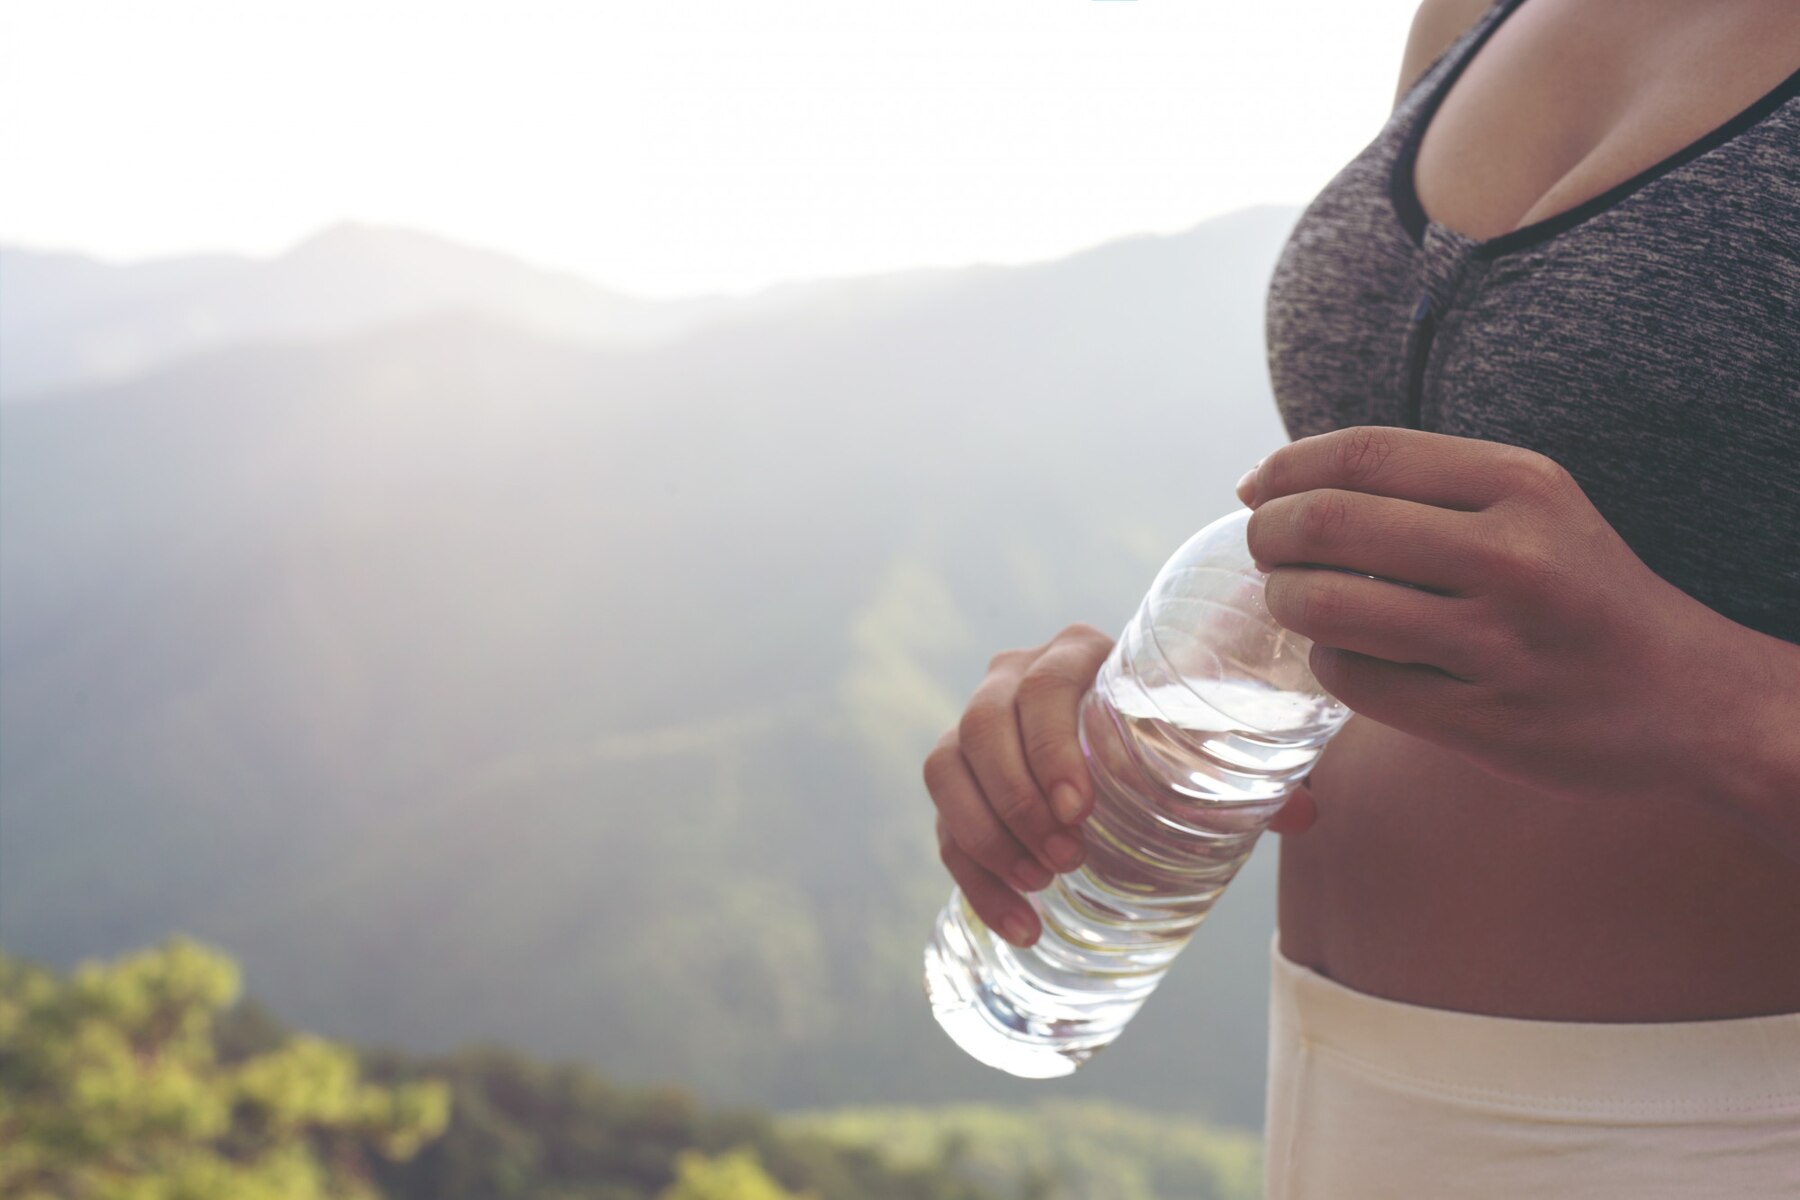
[0,940,1262,1200]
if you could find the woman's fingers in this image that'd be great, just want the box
[1306,646,1472,743]
[925,625,1117,948]
[959,655,1085,875]
[1246,488,1483,596]
[1261,565,1489,682]
[939,822,1041,947]
[924,730,1054,894]
[1015,624,1112,828]
[1247,426,1539,513]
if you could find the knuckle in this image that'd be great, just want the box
[1296,489,1352,546]
[1023,743,1076,794]
[921,743,957,794]
[1440,625,1504,685]
[990,780,1043,826]
[1014,666,1069,707]
[1513,535,1561,583]
[1497,447,1569,503]
[962,825,1009,869]
[1294,575,1347,631]
[1021,721,1073,769]
[1471,516,1561,592]
[1518,449,1573,499]
[1053,623,1115,668]
[985,647,1025,673]
[957,703,1009,749]
[1055,621,1106,646]
[1498,530,1564,593]
[1466,515,1516,577]
[1332,426,1397,487]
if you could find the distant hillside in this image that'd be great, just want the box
[0,223,683,401]
[0,221,999,403]
[0,206,1302,1126]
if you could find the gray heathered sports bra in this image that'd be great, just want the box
[1265,0,1800,646]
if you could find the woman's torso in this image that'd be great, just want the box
[1269,0,1800,1020]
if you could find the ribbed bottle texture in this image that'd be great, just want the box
[923,508,1350,1078]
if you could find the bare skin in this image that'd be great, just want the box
[1281,0,1800,1020]
[1409,0,1800,242]
[1254,428,1800,1021]
[924,0,1800,1022]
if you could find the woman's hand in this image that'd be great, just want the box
[924,625,1112,948]
[1236,426,1786,817]
[925,621,1322,946]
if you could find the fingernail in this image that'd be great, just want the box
[1012,861,1053,892]
[1000,915,1033,946]
[1051,782,1085,825]
[1044,833,1083,872]
[1235,466,1259,506]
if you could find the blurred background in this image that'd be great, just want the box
[1,2,1421,1196]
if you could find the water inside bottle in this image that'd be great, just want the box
[926,512,1349,1078]
[924,657,1338,1078]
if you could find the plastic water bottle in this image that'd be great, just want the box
[923,507,1350,1078]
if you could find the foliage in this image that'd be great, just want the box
[658,1148,809,1200]
[789,1102,1263,1200]
[0,938,1262,1200]
[0,938,448,1200]
[354,1044,999,1200]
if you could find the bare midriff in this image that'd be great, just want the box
[1276,716,1800,1020]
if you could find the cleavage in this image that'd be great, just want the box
[1414,0,1800,241]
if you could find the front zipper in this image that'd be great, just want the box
[1401,289,1437,430]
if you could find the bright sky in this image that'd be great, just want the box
[0,0,1422,299]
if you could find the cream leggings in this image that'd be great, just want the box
[1265,938,1800,1198]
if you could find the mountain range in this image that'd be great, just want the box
[0,207,1302,1127]
[0,221,975,404]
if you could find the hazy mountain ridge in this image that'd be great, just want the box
[1,207,1302,1125]
[1,222,713,402]
[0,209,1297,404]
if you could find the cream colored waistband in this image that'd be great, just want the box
[1271,938,1800,1116]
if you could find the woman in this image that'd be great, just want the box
[922,0,1800,1194]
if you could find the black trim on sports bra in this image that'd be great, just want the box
[1390,0,1800,261]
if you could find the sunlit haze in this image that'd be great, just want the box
[1,0,1420,297]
